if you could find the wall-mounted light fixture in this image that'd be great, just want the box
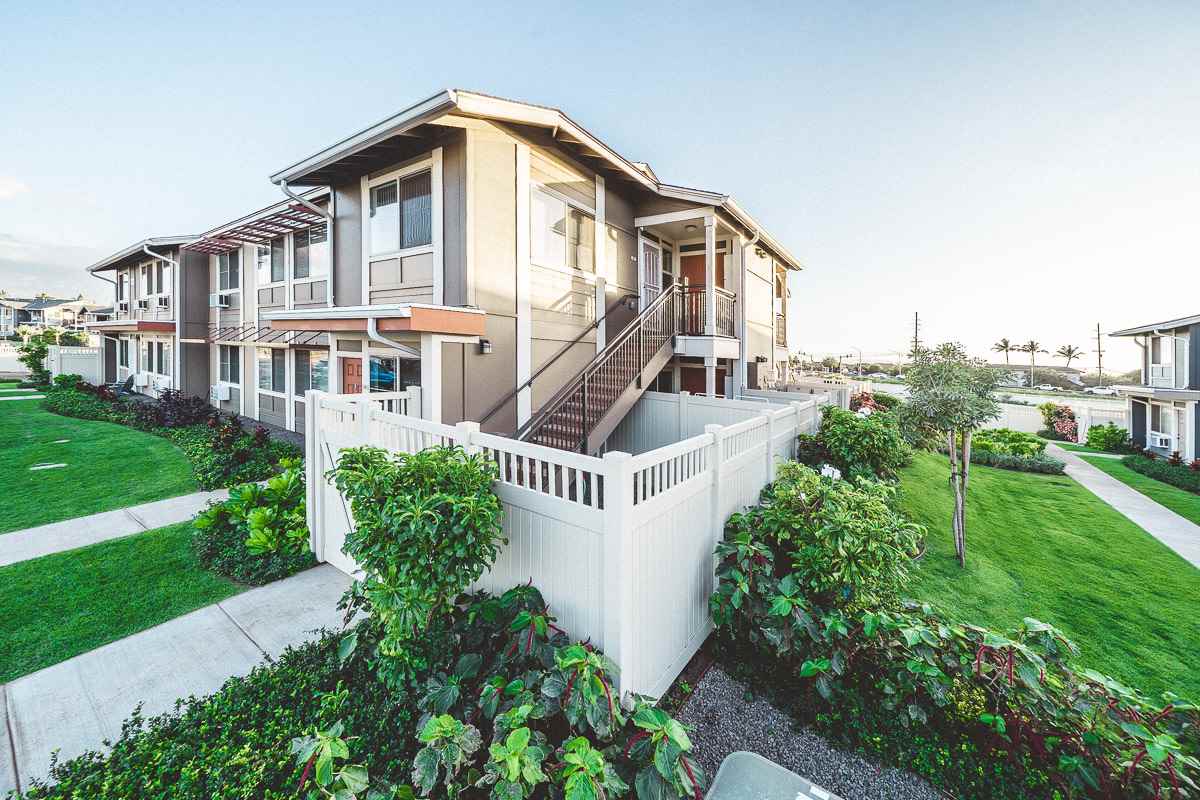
[754,247,766,258]
[479,339,493,355]
[755,355,768,363]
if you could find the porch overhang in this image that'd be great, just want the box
[264,303,486,336]
[83,320,176,334]
[1115,386,1200,402]
[675,335,741,360]
[186,189,330,254]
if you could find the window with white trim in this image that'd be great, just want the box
[293,224,329,280]
[218,251,240,291]
[118,338,129,368]
[368,355,420,392]
[155,341,170,376]
[295,349,329,393]
[256,347,285,392]
[531,187,594,273]
[369,169,432,256]
[219,344,240,383]
[256,238,286,285]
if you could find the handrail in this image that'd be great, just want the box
[516,284,681,445]
[477,292,638,426]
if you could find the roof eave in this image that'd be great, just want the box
[86,237,196,273]
[1110,314,1200,337]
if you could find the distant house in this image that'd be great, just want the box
[0,295,97,336]
[1110,314,1200,459]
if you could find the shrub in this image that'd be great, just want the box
[817,405,912,481]
[1124,453,1200,494]
[972,427,1046,456]
[1085,422,1132,453]
[850,390,879,412]
[710,496,1200,799]
[330,445,507,688]
[715,462,924,614]
[17,336,50,384]
[163,419,298,490]
[130,388,218,429]
[968,448,1065,474]
[1037,402,1078,442]
[872,391,901,411]
[193,459,315,585]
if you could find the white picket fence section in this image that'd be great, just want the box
[1075,406,1128,443]
[304,389,830,699]
[43,346,103,385]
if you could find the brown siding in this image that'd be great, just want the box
[332,179,363,307]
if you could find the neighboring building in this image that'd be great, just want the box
[0,295,98,335]
[81,89,804,448]
[82,237,210,398]
[1110,314,1200,459]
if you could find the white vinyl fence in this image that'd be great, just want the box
[43,346,103,385]
[981,401,1128,438]
[304,389,830,699]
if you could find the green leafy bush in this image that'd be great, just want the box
[968,449,1065,474]
[1086,422,1133,453]
[1124,453,1200,494]
[17,335,50,384]
[972,427,1046,456]
[1038,402,1078,442]
[817,405,912,481]
[330,445,507,687]
[42,384,131,424]
[193,459,315,585]
[710,481,1200,800]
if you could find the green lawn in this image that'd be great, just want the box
[0,399,197,533]
[898,451,1200,700]
[1080,454,1200,526]
[0,521,243,682]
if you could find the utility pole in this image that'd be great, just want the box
[1095,323,1106,387]
[911,312,921,354]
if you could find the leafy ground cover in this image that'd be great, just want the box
[0,521,243,682]
[898,450,1200,699]
[1080,453,1200,526]
[0,397,197,533]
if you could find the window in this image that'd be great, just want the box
[661,246,674,288]
[117,273,127,301]
[155,341,169,376]
[370,170,432,256]
[257,347,286,392]
[369,355,420,392]
[293,224,329,280]
[140,265,152,296]
[295,349,329,393]
[155,263,165,295]
[218,251,240,291]
[255,245,271,286]
[219,345,240,383]
[271,236,286,283]
[118,339,129,368]
[531,187,594,272]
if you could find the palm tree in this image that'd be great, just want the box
[992,338,1014,365]
[1019,340,1048,387]
[1056,344,1083,370]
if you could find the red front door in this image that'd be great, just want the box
[340,357,363,394]
[680,254,724,287]
[680,365,726,396]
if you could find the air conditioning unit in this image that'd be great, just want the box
[1150,433,1172,449]
[136,299,149,310]
[133,373,150,387]
[210,383,231,402]
[209,293,230,309]
[156,296,169,309]
[117,300,129,313]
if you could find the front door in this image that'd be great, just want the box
[680,365,726,396]
[679,254,725,288]
[340,357,363,394]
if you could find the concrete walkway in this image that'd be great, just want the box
[0,394,43,401]
[1049,444,1200,568]
[0,564,351,794]
[0,489,233,567]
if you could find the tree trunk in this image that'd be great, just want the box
[947,430,965,566]
[958,429,973,567]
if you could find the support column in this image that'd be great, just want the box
[705,355,717,397]
[420,333,443,423]
[595,276,607,352]
[704,216,716,336]
[516,144,532,426]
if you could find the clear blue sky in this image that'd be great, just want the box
[3,1,1197,370]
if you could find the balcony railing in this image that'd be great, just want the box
[775,314,786,346]
[678,285,736,338]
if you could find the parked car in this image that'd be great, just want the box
[1086,386,1117,396]
[1036,384,1060,391]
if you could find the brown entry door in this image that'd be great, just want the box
[680,366,726,396]
[340,357,363,394]
[679,254,724,287]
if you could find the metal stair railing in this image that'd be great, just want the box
[516,284,682,451]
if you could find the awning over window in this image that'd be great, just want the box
[84,320,176,334]
[207,323,326,346]
[185,204,326,255]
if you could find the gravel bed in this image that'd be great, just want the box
[676,666,946,800]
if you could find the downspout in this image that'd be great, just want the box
[739,229,760,394]
[144,245,180,394]
[88,269,119,381]
[278,180,336,307]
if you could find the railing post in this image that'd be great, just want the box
[679,391,690,441]
[765,410,777,483]
[305,389,323,560]
[406,386,422,418]
[357,395,372,445]
[705,423,726,567]
[456,420,481,455]
[601,450,636,700]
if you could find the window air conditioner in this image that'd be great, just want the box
[156,296,169,309]
[133,373,150,387]
[210,383,231,402]
[209,293,230,309]
[117,300,129,313]
[136,299,149,310]
[1150,433,1172,449]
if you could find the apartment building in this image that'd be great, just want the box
[83,237,210,397]
[1,295,100,336]
[1111,314,1200,460]
[81,90,802,449]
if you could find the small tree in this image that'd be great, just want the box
[903,343,1000,566]
[17,335,51,384]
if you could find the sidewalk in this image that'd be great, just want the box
[1049,444,1200,568]
[0,489,232,567]
[1,564,351,794]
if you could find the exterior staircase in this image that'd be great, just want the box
[516,284,684,453]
